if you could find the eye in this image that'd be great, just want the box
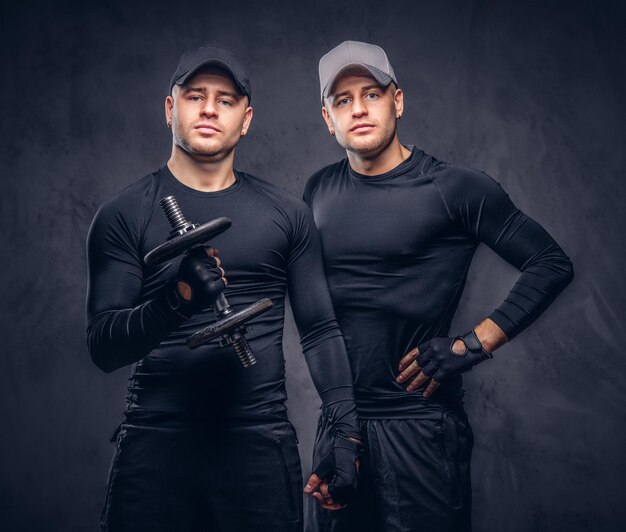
[335,97,350,107]
[218,99,234,107]
[188,95,203,102]
[364,92,379,101]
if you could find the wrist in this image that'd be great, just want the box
[458,329,493,363]
[336,433,363,446]
[474,318,508,352]
[334,433,364,455]
[165,283,196,319]
[333,426,363,445]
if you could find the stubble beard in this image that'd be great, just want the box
[337,116,398,160]
[171,106,243,161]
[344,127,396,160]
[174,128,238,161]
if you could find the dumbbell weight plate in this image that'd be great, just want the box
[144,217,232,266]
[186,298,274,348]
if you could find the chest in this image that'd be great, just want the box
[140,192,291,285]
[311,180,453,262]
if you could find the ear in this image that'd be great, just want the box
[240,105,254,137]
[321,105,335,136]
[393,88,404,120]
[165,95,174,128]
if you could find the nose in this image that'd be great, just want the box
[352,98,368,118]
[200,98,218,118]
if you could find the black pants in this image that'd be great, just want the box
[101,419,302,532]
[306,411,473,532]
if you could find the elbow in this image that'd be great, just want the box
[86,332,122,373]
[566,260,575,284]
[560,256,575,288]
[89,347,119,373]
[86,319,125,373]
[534,247,575,290]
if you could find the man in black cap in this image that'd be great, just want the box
[303,41,574,531]
[86,45,361,532]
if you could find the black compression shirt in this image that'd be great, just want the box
[304,147,574,418]
[86,165,359,434]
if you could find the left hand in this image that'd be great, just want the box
[304,436,362,510]
[396,331,493,397]
[304,475,344,510]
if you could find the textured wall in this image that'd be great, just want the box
[1,0,624,530]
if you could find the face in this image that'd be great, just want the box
[165,67,252,161]
[322,74,403,157]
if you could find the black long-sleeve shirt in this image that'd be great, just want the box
[304,147,574,418]
[86,165,359,435]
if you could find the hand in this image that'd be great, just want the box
[304,436,362,510]
[304,476,344,510]
[396,330,493,397]
[174,246,227,312]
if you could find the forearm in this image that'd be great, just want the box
[488,240,574,339]
[304,332,361,440]
[87,286,186,372]
[459,250,573,354]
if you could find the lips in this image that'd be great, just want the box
[350,123,375,132]
[194,124,220,132]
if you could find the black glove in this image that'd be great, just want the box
[167,247,226,317]
[313,435,362,505]
[418,330,493,381]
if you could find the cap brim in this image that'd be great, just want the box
[322,63,393,101]
[172,59,247,97]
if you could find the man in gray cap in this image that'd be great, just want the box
[303,40,573,531]
[86,44,361,531]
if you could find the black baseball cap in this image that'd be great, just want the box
[170,45,252,102]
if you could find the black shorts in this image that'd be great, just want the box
[101,418,302,532]
[306,411,473,532]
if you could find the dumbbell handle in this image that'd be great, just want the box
[214,294,230,314]
[213,294,255,367]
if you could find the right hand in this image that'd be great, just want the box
[175,246,227,310]
[396,330,493,397]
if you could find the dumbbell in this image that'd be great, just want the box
[144,195,273,368]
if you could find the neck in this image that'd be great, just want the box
[347,136,411,176]
[167,145,236,192]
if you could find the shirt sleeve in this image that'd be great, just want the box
[286,202,361,440]
[435,166,574,340]
[85,200,186,373]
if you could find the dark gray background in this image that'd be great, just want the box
[1,0,624,530]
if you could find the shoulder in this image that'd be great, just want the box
[303,159,348,204]
[429,160,493,185]
[238,171,313,221]
[239,172,318,246]
[427,161,517,226]
[88,171,161,243]
[239,172,305,208]
[429,161,508,199]
[97,172,159,216]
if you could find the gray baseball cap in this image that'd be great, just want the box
[319,40,398,102]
